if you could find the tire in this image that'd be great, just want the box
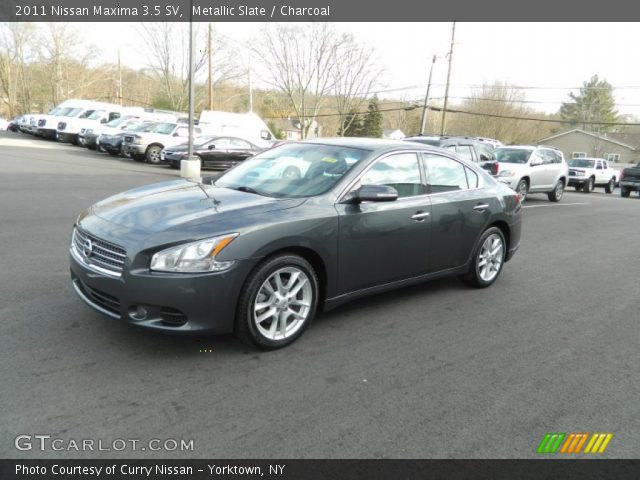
[574,184,583,192]
[621,187,631,198]
[235,254,319,350]
[548,179,565,202]
[145,145,162,164]
[583,177,594,194]
[516,179,528,201]
[605,178,615,194]
[459,227,506,289]
[282,166,301,179]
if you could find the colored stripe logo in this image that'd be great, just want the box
[537,433,612,454]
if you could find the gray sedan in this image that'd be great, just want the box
[69,138,522,349]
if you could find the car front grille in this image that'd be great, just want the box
[58,122,66,131]
[74,228,127,275]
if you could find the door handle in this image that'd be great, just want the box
[473,204,489,211]
[411,211,431,221]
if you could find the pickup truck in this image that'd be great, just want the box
[567,157,619,194]
[122,122,201,164]
[619,162,640,197]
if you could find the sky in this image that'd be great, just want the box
[74,22,640,116]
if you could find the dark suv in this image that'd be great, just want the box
[405,135,498,175]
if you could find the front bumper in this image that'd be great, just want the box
[83,133,99,148]
[70,243,255,335]
[497,177,518,190]
[58,132,79,143]
[124,144,147,156]
[619,181,640,190]
[567,175,589,186]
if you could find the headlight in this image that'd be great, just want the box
[150,234,239,273]
[498,170,515,177]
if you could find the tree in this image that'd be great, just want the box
[332,36,383,136]
[560,75,618,133]
[0,23,37,116]
[338,109,362,136]
[359,96,383,137]
[252,23,348,139]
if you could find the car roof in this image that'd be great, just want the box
[497,145,537,150]
[297,137,416,151]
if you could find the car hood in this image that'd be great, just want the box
[81,179,305,235]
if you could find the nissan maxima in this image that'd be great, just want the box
[69,138,522,349]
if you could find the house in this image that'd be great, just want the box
[383,128,406,140]
[536,129,640,164]
[272,118,322,141]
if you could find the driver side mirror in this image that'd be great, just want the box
[208,144,216,150]
[530,157,544,166]
[353,184,398,203]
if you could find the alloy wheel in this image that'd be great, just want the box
[477,233,504,283]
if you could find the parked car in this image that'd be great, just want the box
[495,145,568,201]
[161,136,264,170]
[82,117,142,151]
[404,135,499,175]
[567,157,619,193]
[98,121,152,156]
[69,138,522,349]
[7,116,23,132]
[122,122,202,163]
[618,162,640,197]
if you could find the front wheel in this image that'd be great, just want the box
[235,254,319,350]
[145,145,162,164]
[621,187,631,198]
[516,179,528,201]
[575,184,583,192]
[583,177,594,193]
[605,178,615,194]
[459,227,506,288]
[548,180,565,202]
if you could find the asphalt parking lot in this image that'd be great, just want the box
[1,130,639,459]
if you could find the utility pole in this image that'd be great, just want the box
[440,21,456,135]
[248,60,253,113]
[419,55,437,135]
[181,1,201,180]
[117,49,122,106]
[208,23,213,110]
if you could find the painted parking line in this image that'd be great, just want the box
[522,202,590,209]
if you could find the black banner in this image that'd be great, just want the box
[3,0,640,22]
[2,459,640,480]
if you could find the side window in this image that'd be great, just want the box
[531,151,545,164]
[465,167,479,188]
[229,138,252,149]
[596,160,603,170]
[359,153,424,198]
[476,144,495,161]
[213,137,232,148]
[109,112,121,121]
[424,154,469,193]
[602,161,609,170]
[455,145,474,162]
[176,127,189,137]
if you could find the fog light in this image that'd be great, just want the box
[129,305,148,321]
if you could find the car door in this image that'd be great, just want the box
[227,138,256,164]
[336,152,431,294]
[423,153,495,271]
[528,150,551,191]
[202,137,232,167]
[595,160,607,183]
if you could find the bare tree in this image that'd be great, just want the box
[332,36,384,135]
[0,22,37,116]
[139,23,238,111]
[252,23,348,139]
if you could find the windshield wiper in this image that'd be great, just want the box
[228,185,267,196]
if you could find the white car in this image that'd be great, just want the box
[566,157,619,193]
[495,146,568,202]
[122,122,201,164]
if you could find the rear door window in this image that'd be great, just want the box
[423,154,469,193]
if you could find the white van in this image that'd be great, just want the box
[198,111,274,147]
[56,101,126,145]
[35,100,78,139]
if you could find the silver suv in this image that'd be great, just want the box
[495,146,568,202]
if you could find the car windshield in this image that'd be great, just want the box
[63,108,83,117]
[495,148,532,164]
[569,159,595,168]
[215,143,370,198]
[141,122,176,134]
[106,117,127,128]
[87,110,106,120]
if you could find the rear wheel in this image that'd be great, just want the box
[583,177,594,193]
[605,178,615,194]
[145,145,162,164]
[235,254,319,350]
[548,179,564,202]
[621,187,631,198]
[459,227,506,288]
[574,184,583,192]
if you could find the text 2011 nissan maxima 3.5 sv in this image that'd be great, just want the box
[70,138,522,349]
